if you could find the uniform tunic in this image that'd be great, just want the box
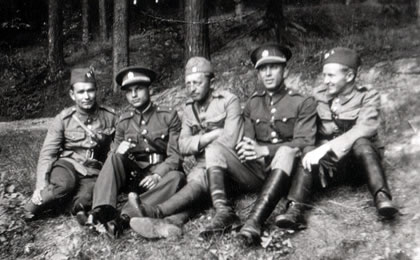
[92,103,185,217]
[179,90,243,188]
[35,105,116,212]
[313,84,381,159]
[206,85,317,191]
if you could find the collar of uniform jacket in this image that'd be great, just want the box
[185,89,226,105]
[320,84,360,106]
[128,102,155,124]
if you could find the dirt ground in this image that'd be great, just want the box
[1,3,420,260]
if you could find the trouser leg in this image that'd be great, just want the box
[25,160,77,216]
[121,170,186,218]
[71,175,97,214]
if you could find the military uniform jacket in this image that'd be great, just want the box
[313,84,381,159]
[244,85,317,158]
[37,105,117,178]
[112,103,182,177]
[179,90,243,157]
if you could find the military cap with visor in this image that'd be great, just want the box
[185,56,214,78]
[251,43,292,69]
[70,68,96,86]
[323,47,361,70]
[115,66,157,90]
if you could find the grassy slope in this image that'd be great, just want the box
[1,3,420,260]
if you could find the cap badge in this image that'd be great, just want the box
[324,52,330,59]
[86,72,92,78]
[127,72,134,79]
[192,66,197,73]
[262,50,269,57]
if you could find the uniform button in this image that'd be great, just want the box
[335,99,340,103]
[161,134,165,139]
[270,108,277,114]
[256,119,260,124]
[128,138,132,142]
[270,101,273,106]
[282,117,287,122]
[272,138,279,143]
[87,125,92,129]
[90,141,94,144]
[288,91,293,95]
[141,120,146,125]
[270,116,275,122]
[145,147,150,152]
[131,112,134,116]
[141,129,148,135]
[144,138,148,143]
[271,131,277,137]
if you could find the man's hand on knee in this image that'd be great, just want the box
[139,174,161,190]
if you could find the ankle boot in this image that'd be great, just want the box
[275,201,306,230]
[238,169,290,246]
[375,191,398,218]
[130,217,182,239]
[200,166,239,238]
[275,166,312,230]
[106,214,130,239]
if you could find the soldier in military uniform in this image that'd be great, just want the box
[88,66,185,238]
[127,56,244,239]
[199,44,317,245]
[25,68,117,223]
[275,47,398,230]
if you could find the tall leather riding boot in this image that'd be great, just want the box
[200,166,239,238]
[355,145,398,218]
[238,169,290,245]
[275,166,312,230]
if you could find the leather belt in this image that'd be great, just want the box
[133,153,165,165]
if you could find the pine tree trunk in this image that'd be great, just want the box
[47,0,64,75]
[82,0,90,45]
[112,0,129,92]
[99,0,108,41]
[417,0,420,24]
[184,0,210,60]
[266,0,285,44]
[234,0,244,22]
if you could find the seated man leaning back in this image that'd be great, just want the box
[87,66,185,238]
[275,47,398,230]
[25,68,117,223]
[127,56,244,239]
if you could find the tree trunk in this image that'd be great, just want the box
[234,0,244,22]
[417,0,420,24]
[47,0,64,74]
[266,0,285,44]
[112,0,129,92]
[99,0,108,41]
[184,0,210,60]
[82,0,90,45]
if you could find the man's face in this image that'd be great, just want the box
[322,63,354,96]
[70,82,97,111]
[125,84,150,108]
[257,63,286,91]
[185,72,212,102]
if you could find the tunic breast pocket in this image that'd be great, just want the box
[338,107,361,120]
[124,133,138,144]
[64,130,86,144]
[251,117,271,142]
[273,116,296,138]
[150,128,169,142]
